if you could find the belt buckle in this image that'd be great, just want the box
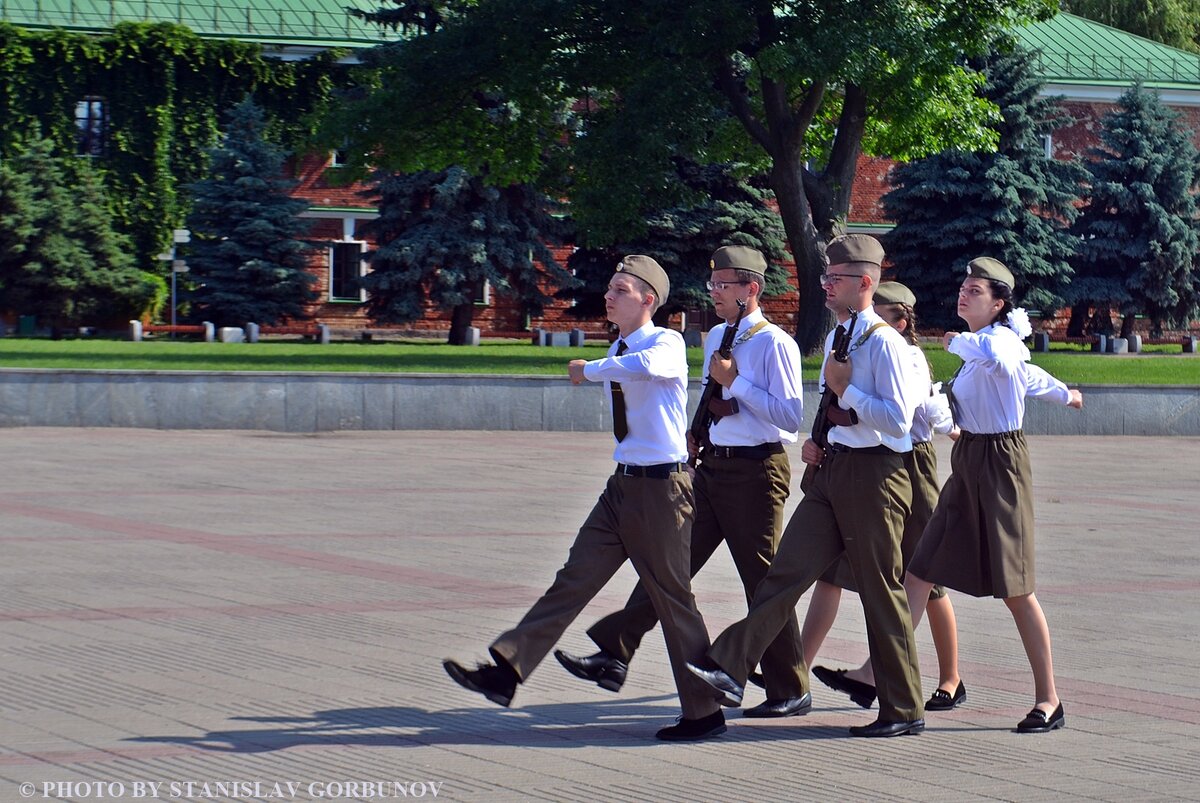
[620,464,638,477]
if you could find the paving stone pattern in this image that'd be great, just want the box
[0,429,1197,802]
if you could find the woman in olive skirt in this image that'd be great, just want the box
[802,281,966,711]
[905,257,1083,734]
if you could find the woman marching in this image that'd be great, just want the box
[804,280,966,712]
[904,257,1083,733]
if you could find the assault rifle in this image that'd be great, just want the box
[688,299,747,467]
[800,307,860,492]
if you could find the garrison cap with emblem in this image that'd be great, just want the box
[874,281,916,307]
[825,234,884,267]
[966,257,1015,288]
[710,245,767,276]
[616,255,670,304]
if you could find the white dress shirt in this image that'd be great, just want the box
[583,322,689,465]
[909,344,955,444]
[823,307,919,452]
[947,323,1071,434]
[704,309,804,446]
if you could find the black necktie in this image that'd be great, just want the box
[611,340,628,441]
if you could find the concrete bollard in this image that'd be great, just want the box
[129,320,143,342]
[202,322,215,343]
[1110,337,1129,354]
[317,323,331,345]
[245,322,260,343]
[1092,334,1107,352]
[465,326,481,346]
[547,331,571,347]
[219,327,245,343]
[1032,332,1050,352]
[569,328,586,347]
[530,328,545,346]
[1184,336,1198,353]
[1126,334,1142,353]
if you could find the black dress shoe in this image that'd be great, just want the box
[553,649,628,692]
[848,717,925,738]
[925,680,967,711]
[747,670,766,689]
[656,710,726,741]
[443,659,517,707]
[743,691,812,718]
[1016,702,1065,733]
[812,665,876,709]
[686,661,744,707]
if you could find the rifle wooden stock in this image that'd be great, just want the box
[799,308,860,492]
[688,300,747,466]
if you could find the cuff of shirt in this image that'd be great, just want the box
[582,361,603,382]
[840,384,866,412]
[728,375,754,401]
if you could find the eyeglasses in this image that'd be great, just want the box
[706,280,752,292]
[819,273,864,286]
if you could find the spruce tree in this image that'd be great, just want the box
[361,166,575,344]
[68,159,162,324]
[186,98,316,327]
[0,136,93,329]
[882,46,1086,329]
[1068,83,1200,338]
[564,161,790,324]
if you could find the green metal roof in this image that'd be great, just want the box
[1017,12,1200,90]
[0,0,392,48]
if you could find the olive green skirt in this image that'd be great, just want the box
[907,430,1036,599]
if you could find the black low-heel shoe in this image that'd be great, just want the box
[1016,702,1065,733]
[925,680,967,711]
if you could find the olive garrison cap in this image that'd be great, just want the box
[966,257,1015,288]
[874,281,917,307]
[616,255,670,304]
[710,245,767,276]
[826,234,884,267]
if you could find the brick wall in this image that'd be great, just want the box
[282,100,1200,339]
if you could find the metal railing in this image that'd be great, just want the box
[1034,48,1200,83]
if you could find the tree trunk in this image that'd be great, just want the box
[1119,313,1136,340]
[448,302,475,345]
[769,156,830,355]
[1090,307,1114,335]
[1066,302,1089,337]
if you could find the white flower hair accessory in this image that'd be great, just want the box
[1006,307,1032,339]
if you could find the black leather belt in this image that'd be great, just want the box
[616,462,685,479]
[705,442,785,460]
[826,443,900,456]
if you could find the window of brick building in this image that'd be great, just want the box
[473,278,490,305]
[330,241,366,302]
[75,97,106,157]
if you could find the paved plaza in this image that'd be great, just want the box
[0,428,1198,802]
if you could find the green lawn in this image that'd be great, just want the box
[0,337,1197,385]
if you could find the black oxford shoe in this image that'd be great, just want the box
[742,692,812,718]
[656,710,726,741]
[925,680,967,711]
[443,659,517,707]
[553,648,628,692]
[686,661,744,707]
[812,665,876,709]
[1017,702,1065,733]
[848,718,925,738]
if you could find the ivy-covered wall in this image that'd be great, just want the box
[0,21,349,275]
